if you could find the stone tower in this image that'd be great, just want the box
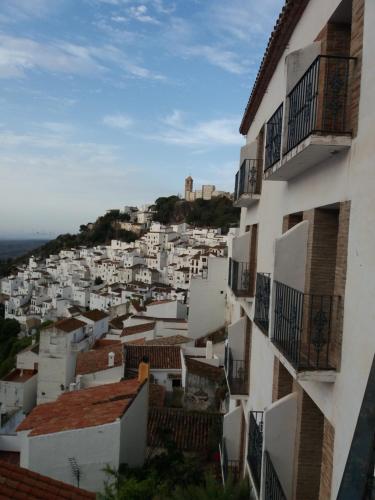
[184,176,193,200]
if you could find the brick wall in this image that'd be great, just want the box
[350,0,365,137]
[244,316,252,393]
[282,212,303,234]
[272,357,293,402]
[293,383,324,500]
[319,418,335,500]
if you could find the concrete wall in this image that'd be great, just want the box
[188,258,227,339]
[223,405,242,461]
[120,382,148,468]
[79,365,124,388]
[228,317,247,361]
[263,393,298,500]
[23,421,121,492]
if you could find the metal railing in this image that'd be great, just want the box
[264,451,287,500]
[224,343,247,395]
[247,411,263,494]
[286,55,354,153]
[254,273,271,334]
[220,438,240,484]
[265,104,283,170]
[234,159,261,200]
[228,258,252,297]
[272,280,340,370]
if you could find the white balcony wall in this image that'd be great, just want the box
[273,221,308,292]
[228,317,246,361]
[223,405,242,461]
[232,232,251,263]
[263,393,298,500]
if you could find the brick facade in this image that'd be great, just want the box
[248,225,258,297]
[350,0,365,137]
[272,357,293,402]
[319,418,335,500]
[293,383,324,500]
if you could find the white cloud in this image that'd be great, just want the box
[0,35,165,81]
[183,45,247,75]
[150,111,244,147]
[129,5,160,24]
[103,113,133,129]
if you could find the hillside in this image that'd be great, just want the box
[0,210,137,278]
[0,196,239,278]
[152,195,239,231]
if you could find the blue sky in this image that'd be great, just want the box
[0,0,284,238]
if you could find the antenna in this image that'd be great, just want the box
[68,457,81,487]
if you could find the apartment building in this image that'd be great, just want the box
[222,1,374,499]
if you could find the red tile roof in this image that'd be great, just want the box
[121,322,155,337]
[93,338,121,349]
[146,335,191,346]
[147,408,222,452]
[185,357,223,382]
[240,0,310,134]
[125,345,181,370]
[76,344,124,375]
[17,379,142,436]
[0,461,95,499]
[148,299,173,306]
[132,315,187,324]
[52,318,86,333]
[2,369,37,383]
[79,309,109,321]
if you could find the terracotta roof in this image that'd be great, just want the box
[148,299,173,306]
[79,309,109,321]
[93,338,121,349]
[239,0,310,134]
[121,322,155,337]
[2,369,37,383]
[76,344,124,375]
[52,318,86,333]
[146,335,191,346]
[148,408,222,452]
[125,345,181,370]
[149,383,166,407]
[131,315,187,324]
[17,379,142,436]
[109,314,131,329]
[185,357,223,382]
[0,461,95,499]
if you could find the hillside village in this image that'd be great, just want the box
[0,216,233,493]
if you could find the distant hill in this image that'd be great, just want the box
[0,240,50,260]
[0,210,137,278]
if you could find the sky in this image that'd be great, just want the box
[0,0,284,239]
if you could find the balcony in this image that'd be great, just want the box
[266,55,354,181]
[272,280,341,374]
[219,438,240,484]
[264,451,287,500]
[247,411,263,495]
[228,258,253,298]
[224,343,248,396]
[254,273,271,335]
[264,104,283,171]
[234,159,261,207]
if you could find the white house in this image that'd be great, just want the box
[17,379,149,492]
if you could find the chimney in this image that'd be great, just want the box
[69,382,76,392]
[108,352,115,368]
[206,340,213,359]
[138,356,150,383]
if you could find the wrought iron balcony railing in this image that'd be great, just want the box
[228,258,253,297]
[247,411,263,494]
[272,280,341,371]
[264,451,287,500]
[234,159,261,200]
[265,103,283,170]
[254,273,271,334]
[285,55,354,154]
[220,438,240,484]
[224,343,248,395]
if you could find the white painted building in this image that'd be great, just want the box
[222,1,375,499]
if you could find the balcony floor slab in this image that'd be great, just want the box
[234,194,261,208]
[265,134,351,181]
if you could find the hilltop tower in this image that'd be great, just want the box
[184,176,193,200]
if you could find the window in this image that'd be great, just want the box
[172,379,181,388]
